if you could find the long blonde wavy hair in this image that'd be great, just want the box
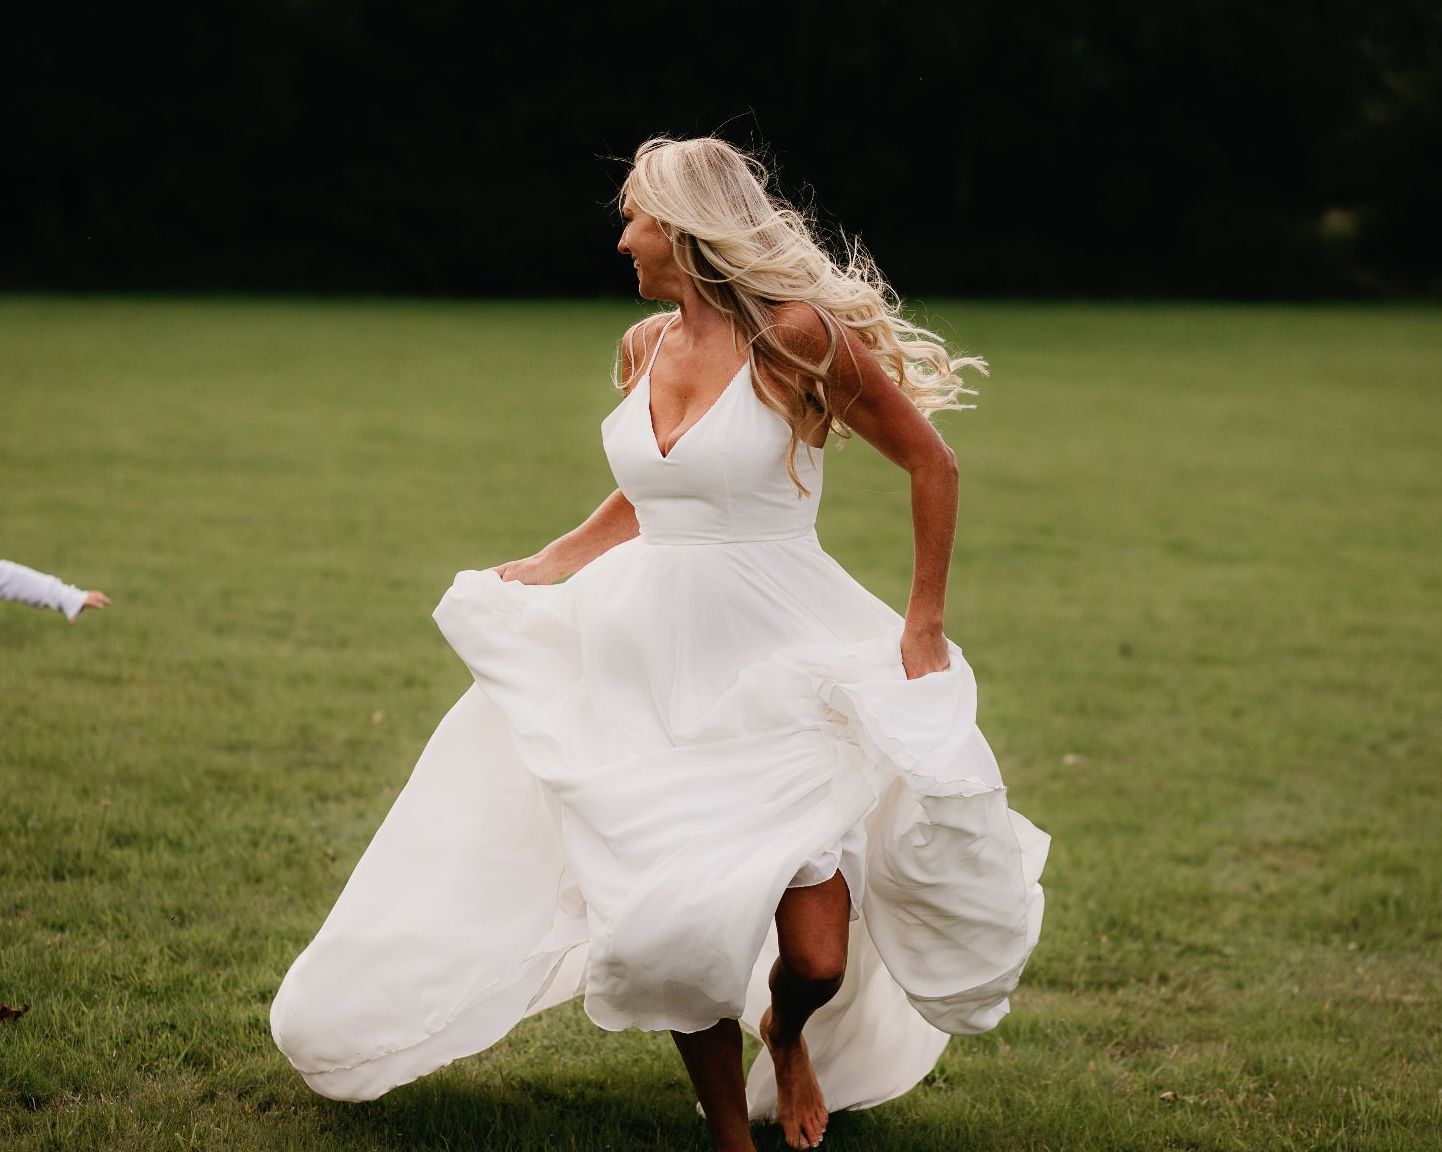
[611,134,987,498]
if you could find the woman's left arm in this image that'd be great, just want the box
[774,304,959,679]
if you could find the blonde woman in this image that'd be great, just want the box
[272,136,1048,1152]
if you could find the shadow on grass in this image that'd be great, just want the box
[312,1065,881,1151]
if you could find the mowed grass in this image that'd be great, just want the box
[1,296,1439,1151]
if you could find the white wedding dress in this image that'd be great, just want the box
[271,314,1049,1120]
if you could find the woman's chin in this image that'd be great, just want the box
[635,281,680,304]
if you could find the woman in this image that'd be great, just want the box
[271,135,1048,1152]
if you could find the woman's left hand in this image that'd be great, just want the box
[899,621,951,680]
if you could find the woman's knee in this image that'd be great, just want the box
[777,943,847,987]
[775,871,851,986]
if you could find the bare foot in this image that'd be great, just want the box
[759,1006,828,1149]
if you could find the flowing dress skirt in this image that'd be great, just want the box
[271,530,1048,1118]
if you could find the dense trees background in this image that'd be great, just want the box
[7,0,1439,297]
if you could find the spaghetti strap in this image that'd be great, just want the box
[643,313,680,378]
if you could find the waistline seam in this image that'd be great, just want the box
[639,527,819,547]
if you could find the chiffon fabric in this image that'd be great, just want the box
[271,314,1049,1120]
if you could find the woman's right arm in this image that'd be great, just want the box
[489,318,655,584]
[491,487,639,583]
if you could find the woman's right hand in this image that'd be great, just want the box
[485,488,638,587]
[488,553,569,585]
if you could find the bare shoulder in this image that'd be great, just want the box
[755,301,829,407]
[767,300,834,360]
[763,300,871,406]
[618,313,671,396]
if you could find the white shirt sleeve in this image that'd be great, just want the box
[0,559,88,621]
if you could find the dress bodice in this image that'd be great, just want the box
[600,316,824,546]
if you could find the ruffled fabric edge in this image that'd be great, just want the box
[800,621,1048,1035]
[271,570,1048,1114]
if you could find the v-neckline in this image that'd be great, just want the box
[643,359,749,461]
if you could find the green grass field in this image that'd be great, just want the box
[2,297,1439,1151]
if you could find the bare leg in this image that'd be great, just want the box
[762,870,850,1149]
[671,1018,756,1152]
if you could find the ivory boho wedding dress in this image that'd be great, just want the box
[271,314,1049,1119]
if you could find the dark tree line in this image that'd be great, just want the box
[6,0,1439,297]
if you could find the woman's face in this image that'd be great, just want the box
[617,195,679,300]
